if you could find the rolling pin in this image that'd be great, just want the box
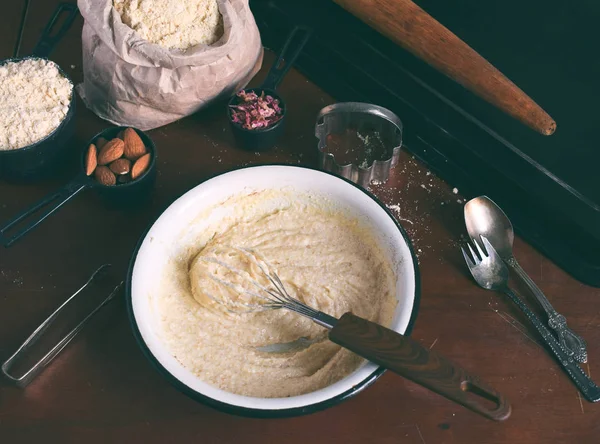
[332,0,556,135]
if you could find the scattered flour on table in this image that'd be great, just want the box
[0,59,72,150]
[0,269,24,287]
[369,155,464,261]
[114,0,223,50]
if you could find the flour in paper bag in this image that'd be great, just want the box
[76,0,263,130]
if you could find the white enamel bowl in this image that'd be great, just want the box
[126,165,420,417]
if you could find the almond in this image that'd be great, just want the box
[96,137,108,150]
[85,144,97,176]
[123,128,146,160]
[131,153,151,180]
[95,165,116,186]
[109,158,131,175]
[97,138,124,165]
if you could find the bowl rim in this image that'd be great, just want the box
[125,164,421,418]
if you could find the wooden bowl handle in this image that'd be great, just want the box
[332,0,556,136]
[329,313,512,421]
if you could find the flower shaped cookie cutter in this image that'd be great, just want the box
[315,102,403,188]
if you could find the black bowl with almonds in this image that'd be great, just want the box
[0,126,157,248]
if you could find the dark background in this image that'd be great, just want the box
[251,0,600,285]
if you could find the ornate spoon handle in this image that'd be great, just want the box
[502,287,599,402]
[507,257,587,363]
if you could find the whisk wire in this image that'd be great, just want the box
[239,247,320,316]
[198,246,324,319]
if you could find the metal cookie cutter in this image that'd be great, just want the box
[315,102,403,188]
[1,264,122,387]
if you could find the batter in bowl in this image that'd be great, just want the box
[157,190,397,398]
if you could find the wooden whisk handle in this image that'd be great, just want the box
[329,313,511,421]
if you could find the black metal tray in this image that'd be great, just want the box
[251,0,600,286]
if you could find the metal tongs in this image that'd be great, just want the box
[1,265,122,387]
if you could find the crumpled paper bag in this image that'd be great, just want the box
[76,0,263,130]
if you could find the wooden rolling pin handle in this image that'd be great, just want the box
[332,0,556,136]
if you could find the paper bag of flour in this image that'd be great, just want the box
[76,0,263,130]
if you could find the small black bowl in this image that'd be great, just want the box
[227,88,286,151]
[0,126,157,247]
[226,26,312,152]
[0,2,80,181]
[0,57,76,182]
[84,126,157,206]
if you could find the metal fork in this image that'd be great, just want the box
[462,236,600,402]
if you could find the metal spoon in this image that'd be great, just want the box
[461,236,599,402]
[464,196,587,363]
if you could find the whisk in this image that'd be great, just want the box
[199,247,338,328]
[197,246,510,421]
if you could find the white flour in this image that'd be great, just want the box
[114,0,223,50]
[0,59,72,150]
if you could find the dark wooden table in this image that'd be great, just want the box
[1,1,599,443]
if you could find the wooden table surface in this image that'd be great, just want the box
[1,1,599,443]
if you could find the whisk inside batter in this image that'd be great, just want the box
[161,190,397,397]
[192,246,335,326]
[192,246,273,312]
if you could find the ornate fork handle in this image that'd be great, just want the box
[507,257,587,363]
[502,287,599,402]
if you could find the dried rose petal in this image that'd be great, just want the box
[229,89,284,130]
